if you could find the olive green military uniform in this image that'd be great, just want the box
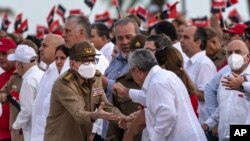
[107,72,142,141]
[211,48,227,70]
[44,68,120,141]
[1,72,23,141]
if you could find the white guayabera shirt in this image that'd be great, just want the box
[13,65,44,141]
[129,66,207,141]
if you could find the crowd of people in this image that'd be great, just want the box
[0,8,250,141]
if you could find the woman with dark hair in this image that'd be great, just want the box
[155,47,199,117]
[55,45,69,73]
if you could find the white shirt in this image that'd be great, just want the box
[31,62,59,141]
[130,66,207,141]
[173,42,189,67]
[185,51,216,124]
[13,65,44,141]
[0,67,4,75]
[0,102,2,117]
[100,42,114,62]
[91,109,103,135]
[95,49,109,74]
[60,49,109,75]
[205,64,250,141]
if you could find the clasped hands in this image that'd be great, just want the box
[92,102,121,121]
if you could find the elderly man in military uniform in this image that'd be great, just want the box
[44,41,121,141]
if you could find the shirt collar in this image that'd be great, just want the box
[46,62,57,71]
[142,65,161,91]
[241,63,250,75]
[22,65,39,79]
[102,42,114,50]
[188,51,206,64]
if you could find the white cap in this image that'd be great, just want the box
[7,45,37,63]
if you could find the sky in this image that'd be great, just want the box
[0,0,249,35]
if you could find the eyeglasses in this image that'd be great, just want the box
[75,58,99,65]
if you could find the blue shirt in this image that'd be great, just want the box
[102,54,128,138]
[104,54,129,102]
[204,65,230,116]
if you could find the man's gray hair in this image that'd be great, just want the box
[66,14,91,39]
[128,49,158,72]
[114,17,140,34]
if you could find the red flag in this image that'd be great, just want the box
[69,9,84,15]
[1,12,11,31]
[112,0,119,7]
[49,20,62,35]
[36,25,47,40]
[227,0,238,7]
[228,8,241,23]
[167,1,179,19]
[147,14,158,27]
[47,6,56,26]
[14,13,22,31]
[211,0,226,13]
[15,19,28,33]
[49,20,59,32]
[56,4,66,22]
[136,6,147,22]
[192,16,209,27]
[127,8,136,15]
[95,11,110,22]
[106,18,113,28]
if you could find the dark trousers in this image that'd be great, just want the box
[94,134,106,141]
[206,131,219,141]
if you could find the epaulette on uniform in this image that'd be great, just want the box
[62,71,75,83]
[95,70,102,76]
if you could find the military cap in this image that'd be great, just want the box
[129,34,148,51]
[69,41,99,59]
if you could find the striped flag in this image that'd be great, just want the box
[47,6,56,26]
[14,13,22,32]
[1,12,11,31]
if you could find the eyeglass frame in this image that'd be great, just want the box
[74,57,99,65]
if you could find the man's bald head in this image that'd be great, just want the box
[227,40,249,54]
[45,34,65,48]
[39,34,65,65]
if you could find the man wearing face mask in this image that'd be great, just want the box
[44,41,122,141]
[202,40,250,141]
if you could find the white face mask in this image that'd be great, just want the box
[77,62,96,79]
[227,53,246,70]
